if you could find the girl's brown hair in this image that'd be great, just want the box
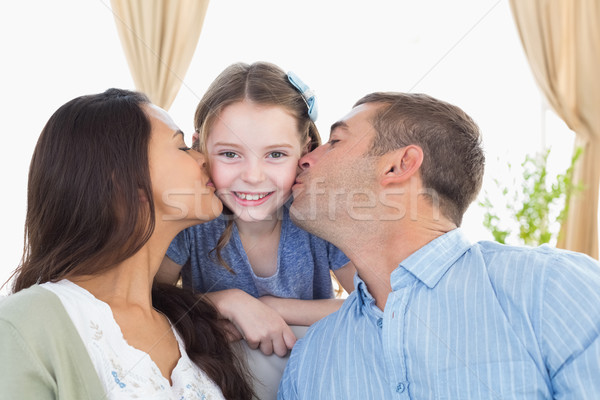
[194,61,322,270]
[11,88,253,399]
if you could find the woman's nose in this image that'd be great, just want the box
[195,152,207,168]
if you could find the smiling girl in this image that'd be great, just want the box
[157,62,355,361]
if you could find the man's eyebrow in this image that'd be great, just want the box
[172,130,184,138]
[330,121,348,134]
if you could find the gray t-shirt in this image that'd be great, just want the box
[166,206,349,299]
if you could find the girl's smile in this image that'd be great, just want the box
[231,191,275,206]
[207,100,304,223]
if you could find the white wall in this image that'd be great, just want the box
[0,0,576,293]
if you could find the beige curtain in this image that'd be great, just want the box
[110,0,210,110]
[510,0,600,259]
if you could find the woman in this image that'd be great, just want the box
[0,89,253,399]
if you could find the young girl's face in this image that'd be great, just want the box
[206,100,305,223]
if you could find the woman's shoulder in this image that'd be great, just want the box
[0,285,60,314]
[0,285,68,331]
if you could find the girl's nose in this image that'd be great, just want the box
[241,161,265,183]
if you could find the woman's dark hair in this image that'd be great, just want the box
[152,283,254,399]
[10,88,253,399]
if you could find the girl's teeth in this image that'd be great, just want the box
[237,192,268,200]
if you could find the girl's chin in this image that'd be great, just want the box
[233,211,277,223]
[227,205,280,223]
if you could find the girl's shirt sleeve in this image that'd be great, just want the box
[166,228,193,266]
[327,242,350,271]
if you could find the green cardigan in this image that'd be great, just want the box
[0,285,106,399]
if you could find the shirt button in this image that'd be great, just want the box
[396,382,405,393]
[376,318,383,328]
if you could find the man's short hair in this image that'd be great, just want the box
[354,92,485,226]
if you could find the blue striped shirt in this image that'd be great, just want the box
[278,229,600,399]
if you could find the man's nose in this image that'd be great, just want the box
[298,145,324,171]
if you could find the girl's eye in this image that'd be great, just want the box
[221,151,238,159]
[269,151,286,159]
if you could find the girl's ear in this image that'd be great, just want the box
[379,145,424,187]
[301,136,313,156]
[192,130,200,151]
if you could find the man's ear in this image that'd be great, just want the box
[379,145,424,186]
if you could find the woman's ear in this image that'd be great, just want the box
[138,188,149,203]
[379,145,424,187]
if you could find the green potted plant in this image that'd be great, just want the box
[479,147,583,246]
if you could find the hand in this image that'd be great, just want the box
[221,290,297,357]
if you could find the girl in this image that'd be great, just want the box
[0,89,253,399]
[157,62,355,358]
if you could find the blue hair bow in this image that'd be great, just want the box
[287,71,318,122]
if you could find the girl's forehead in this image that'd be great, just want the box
[207,101,303,148]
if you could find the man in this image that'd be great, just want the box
[278,92,600,399]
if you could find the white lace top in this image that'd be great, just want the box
[41,280,225,400]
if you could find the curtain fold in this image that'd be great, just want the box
[110,0,210,110]
[509,0,600,258]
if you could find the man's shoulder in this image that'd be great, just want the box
[476,241,599,270]
[298,292,361,346]
[474,241,600,292]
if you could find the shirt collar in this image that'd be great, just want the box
[354,228,472,308]
[392,228,472,289]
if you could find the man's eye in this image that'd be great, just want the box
[329,139,340,147]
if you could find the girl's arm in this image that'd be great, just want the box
[258,296,345,326]
[205,289,297,357]
[259,262,356,326]
[156,258,295,356]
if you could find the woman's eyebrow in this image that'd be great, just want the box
[172,129,184,138]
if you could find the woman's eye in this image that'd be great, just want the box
[179,146,191,152]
